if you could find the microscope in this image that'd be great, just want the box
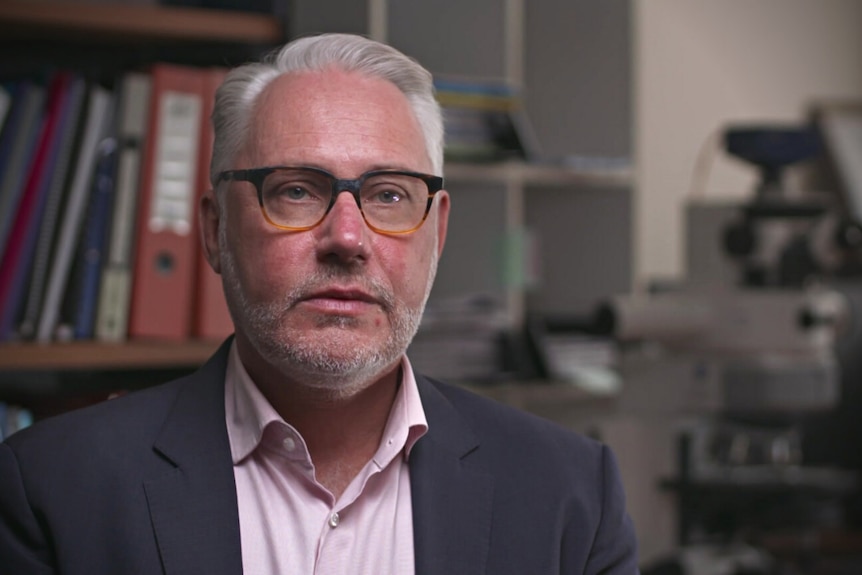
[599,124,860,550]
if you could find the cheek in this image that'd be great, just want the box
[378,236,437,304]
[225,206,306,298]
[248,238,305,292]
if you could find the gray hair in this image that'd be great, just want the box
[210,33,443,186]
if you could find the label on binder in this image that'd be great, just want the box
[149,91,201,236]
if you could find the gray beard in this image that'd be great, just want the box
[218,224,436,399]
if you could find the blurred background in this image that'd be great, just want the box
[2,1,862,573]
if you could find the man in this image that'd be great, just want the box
[0,34,638,574]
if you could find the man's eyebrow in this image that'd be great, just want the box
[366,165,423,172]
[292,164,426,174]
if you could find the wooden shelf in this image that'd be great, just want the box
[0,340,221,371]
[0,1,283,44]
[444,160,633,188]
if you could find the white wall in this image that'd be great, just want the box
[626,2,862,563]
[634,0,862,284]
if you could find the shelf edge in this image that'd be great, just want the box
[444,160,633,187]
[0,1,284,44]
[0,341,221,371]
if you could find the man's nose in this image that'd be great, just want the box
[314,191,370,261]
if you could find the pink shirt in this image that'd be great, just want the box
[224,342,428,575]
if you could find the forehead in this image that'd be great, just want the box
[244,68,431,173]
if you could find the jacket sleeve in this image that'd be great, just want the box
[0,442,56,574]
[580,444,640,575]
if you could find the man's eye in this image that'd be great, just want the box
[284,186,309,199]
[272,184,314,200]
[366,186,408,205]
[376,189,404,204]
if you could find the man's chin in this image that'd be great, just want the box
[311,314,364,330]
[264,333,396,377]
[271,348,400,399]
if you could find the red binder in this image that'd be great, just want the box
[191,67,234,340]
[128,64,206,340]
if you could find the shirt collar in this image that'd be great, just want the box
[224,341,428,465]
[224,342,284,464]
[375,354,428,465]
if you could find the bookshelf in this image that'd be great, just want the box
[0,340,219,372]
[444,160,632,188]
[277,0,634,389]
[0,341,615,413]
[1,0,632,408]
[373,0,633,331]
[0,2,285,404]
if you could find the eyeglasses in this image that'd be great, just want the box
[217,166,444,235]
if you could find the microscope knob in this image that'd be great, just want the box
[835,220,862,251]
[723,220,756,257]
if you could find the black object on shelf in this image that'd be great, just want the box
[160,0,287,16]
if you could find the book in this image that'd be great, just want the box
[16,74,87,340]
[0,72,75,340]
[35,84,114,343]
[128,63,205,340]
[434,76,534,162]
[0,82,46,263]
[191,67,234,340]
[71,137,119,339]
[95,71,152,342]
[0,85,11,133]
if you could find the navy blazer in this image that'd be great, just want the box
[0,341,638,574]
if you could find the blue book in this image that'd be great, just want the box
[0,82,30,248]
[16,75,87,340]
[0,402,7,441]
[73,137,119,339]
[0,84,12,134]
[0,82,46,262]
[36,84,114,343]
[0,73,74,340]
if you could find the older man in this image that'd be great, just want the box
[0,34,639,574]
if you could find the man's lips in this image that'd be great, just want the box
[298,287,383,313]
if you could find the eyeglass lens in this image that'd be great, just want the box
[261,168,430,232]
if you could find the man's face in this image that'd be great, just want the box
[204,68,449,397]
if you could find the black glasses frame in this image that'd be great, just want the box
[217,165,444,235]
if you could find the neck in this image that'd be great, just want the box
[274,365,401,457]
[238,339,402,497]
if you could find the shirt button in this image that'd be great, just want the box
[329,512,340,528]
[282,436,296,452]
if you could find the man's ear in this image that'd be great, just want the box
[199,189,222,274]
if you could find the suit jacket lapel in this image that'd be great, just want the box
[144,340,243,575]
[411,376,494,575]
[140,350,493,575]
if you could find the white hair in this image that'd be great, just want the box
[210,33,444,185]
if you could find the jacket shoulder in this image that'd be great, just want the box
[5,340,231,458]
[5,377,185,459]
[420,376,606,471]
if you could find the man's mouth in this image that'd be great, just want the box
[299,287,383,314]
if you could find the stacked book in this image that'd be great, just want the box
[434,76,537,163]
